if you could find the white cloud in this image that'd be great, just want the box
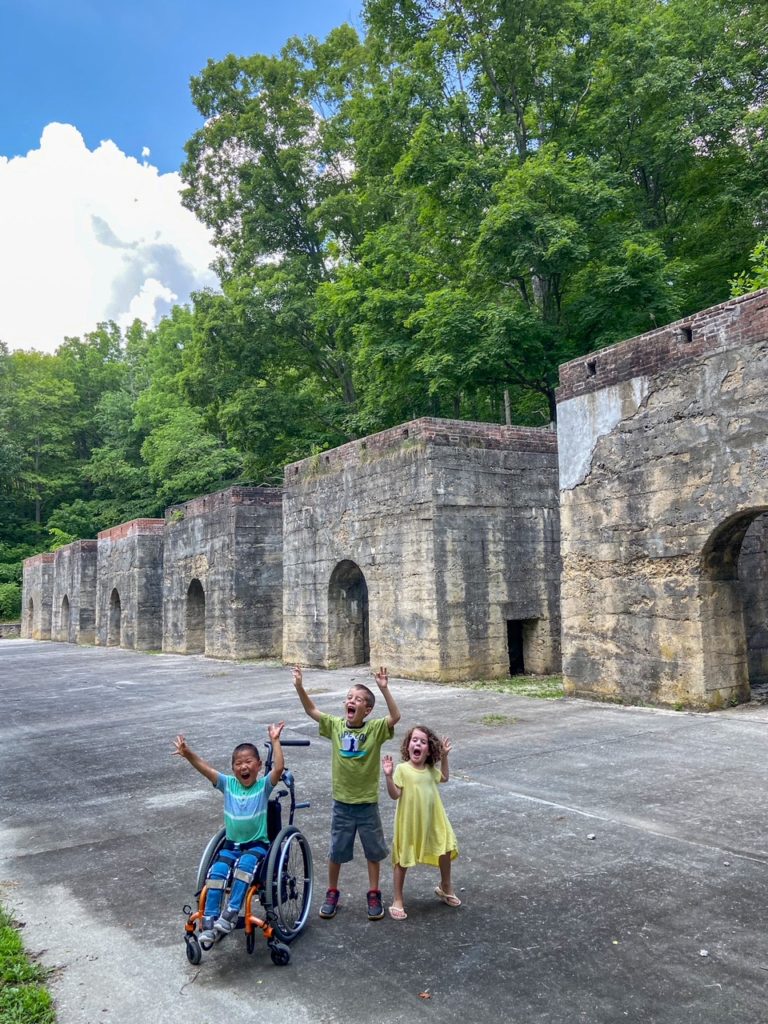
[0,123,219,353]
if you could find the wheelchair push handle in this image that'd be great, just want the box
[264,737,310,772]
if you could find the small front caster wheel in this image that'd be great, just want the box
[270,941,291,966]
[185,937,202,965]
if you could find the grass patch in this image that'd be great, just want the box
[478,713,519,727]
[463,674,564,700]
[0,905,55,1024]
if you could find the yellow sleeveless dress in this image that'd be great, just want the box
[391,761,458,867]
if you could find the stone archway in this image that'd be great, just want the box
[328,560,370,667]
[700,508,768,702]
[26,598,34,635]
[740,513,768,694]
[186,578,206,654]
[60,595,71,643]
[108,588,122,647]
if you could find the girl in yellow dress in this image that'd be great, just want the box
[382,724,459,920]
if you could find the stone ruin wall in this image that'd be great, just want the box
[95,519,165,650]
[283,422,439,677]
[20,289,768,705]
[556,288,768,708]
[21,553,55,640]
[430,426,561,680]
[50,540,98,644]
[283,418,560,683]
[163,486,283,659]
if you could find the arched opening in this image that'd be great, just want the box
[61,595,71,643]
[328,560,369,667]
[700,507,768,701]
[26,598,34,634]
[108,588,122,647]
[186,578,206,654]
[738,511,768,697]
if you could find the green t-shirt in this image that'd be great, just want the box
[318,713,394,804]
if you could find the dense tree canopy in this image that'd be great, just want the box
[2,0,766,617]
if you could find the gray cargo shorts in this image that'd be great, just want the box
[328,799,388,864]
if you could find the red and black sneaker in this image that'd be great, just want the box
[319,887,340,918]
[366,889,384,920]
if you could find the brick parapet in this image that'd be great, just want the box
[285,417,558,484]
[23,553,55,568]
[165,485,283,521]
[97,519,166,541]
[54,540,97,556]
[556,288,768,402]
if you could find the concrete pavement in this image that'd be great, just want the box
[2,639,768,1023]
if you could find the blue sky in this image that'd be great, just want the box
[1,0,363,174]
[0,0,363,352]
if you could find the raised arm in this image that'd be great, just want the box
[439,736,452,782]
[292,666,322,722]
[374,666,401,728]
[173,734,219,786]
[268,721,285,786]
[382,754,401,801]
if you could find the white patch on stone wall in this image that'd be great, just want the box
[557,377,650,490]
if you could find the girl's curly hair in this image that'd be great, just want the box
[400,725,442,765]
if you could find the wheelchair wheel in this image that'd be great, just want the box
[185,936,202,965]
[270,941,291,966]
[262,825,313,943]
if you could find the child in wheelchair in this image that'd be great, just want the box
[174,722,285,948]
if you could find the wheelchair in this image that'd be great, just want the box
[183,739,313,967]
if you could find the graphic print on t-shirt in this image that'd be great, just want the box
[339,729,368,758]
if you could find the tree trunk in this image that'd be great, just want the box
[503,388,512,426]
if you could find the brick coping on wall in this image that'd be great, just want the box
[556,287,768,403]
[165,484,283,521]
[53,540,98,556]
[23,553,55,568]
[97,518,166,541]
[285,416,558,484]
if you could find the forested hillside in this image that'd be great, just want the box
[2,0,767,619]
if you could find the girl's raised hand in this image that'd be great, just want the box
[441,736,452,756]
[382,753,394,776]
[173,734,189,757]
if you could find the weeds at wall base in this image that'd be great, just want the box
[461,674,565,700]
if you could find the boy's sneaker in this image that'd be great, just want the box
[213,908,238,936]
[366,889,384,920]
[199,928,217,950]
[319,888,340,918]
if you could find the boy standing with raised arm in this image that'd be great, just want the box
[293,665,400,921]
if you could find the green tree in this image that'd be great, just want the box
[731,237,768,297]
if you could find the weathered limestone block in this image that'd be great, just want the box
[163,487,283,659]
[557,288,768,708]
[50,541,98,644]
[21,553,55,639]
[96,519,165,650]
[283,418,561,682]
